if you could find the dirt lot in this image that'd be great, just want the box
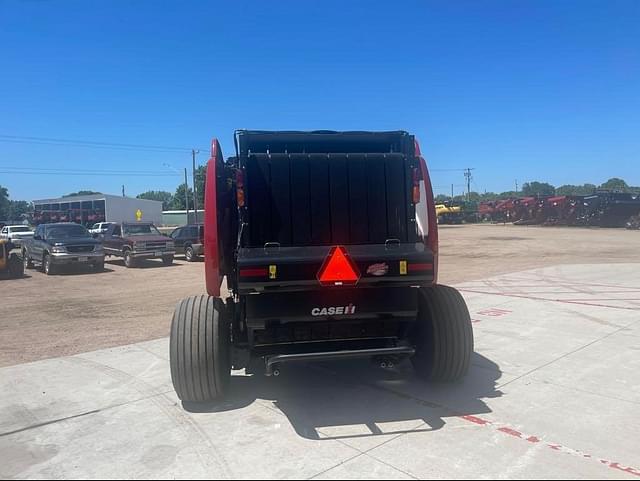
[2,224,639,367]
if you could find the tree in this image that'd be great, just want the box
[0,185,9,220]
[63,190,102,197]
[522,181,555,197]
[172,183,194,210]
[498,191,519,198]
[137,191,173,210]
[195,165,207,209]
[599,178,629,192]
[556,184,597,196]
[8,200,32,220]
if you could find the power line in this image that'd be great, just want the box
[429,168,471,172]
[0,171,179,177]
[0,166,180,175]
[0,134,209,153]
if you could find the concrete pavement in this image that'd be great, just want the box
[1,264,639,479]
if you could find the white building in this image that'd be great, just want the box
[32,194,163,226]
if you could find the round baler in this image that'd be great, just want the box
[170,130,473,402]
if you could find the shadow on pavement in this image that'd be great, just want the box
[184,353,502,441]
[106,259,183,269]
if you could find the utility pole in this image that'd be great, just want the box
[192,149,199,223]
[515,179,519,194]
[122,185,125,197]
[451,184,454,200]
[184,168,190,222]
[464,168,475,202]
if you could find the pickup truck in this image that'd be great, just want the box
[0,225,34,247]
[89,222,114,236]
[102,222,175,268]
[22,223,105,275]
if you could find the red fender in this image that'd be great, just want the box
[414,139,439,284]
[204,138,223,297]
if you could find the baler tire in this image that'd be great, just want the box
[411,285,473,382]
[170,295,231,402]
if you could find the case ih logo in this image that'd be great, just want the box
[311,304,356,316]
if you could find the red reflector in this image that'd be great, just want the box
[408,263,433,272]
[240,268,268,277]
[317,246,360,286]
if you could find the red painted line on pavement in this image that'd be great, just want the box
[318,365,640,478]
[557,298,640,302]
[457,414,640,477]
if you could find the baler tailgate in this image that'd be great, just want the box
[245,153,414,247]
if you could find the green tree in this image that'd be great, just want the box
[522,181,555,196]
[8,200,32,220]
[172,183,195,210]
[0,185,9,220]
[599,178,629,192]
[137,190,173,210]
[498,191,518,198]
[556,184,597,196]
[63,190,102,197]
[195,165,207,208]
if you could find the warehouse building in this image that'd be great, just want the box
[32,194,163,227]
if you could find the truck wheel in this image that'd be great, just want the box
[23,250,33,270]
[43,253,56,276]
[8,254,25,278]
[162,255,174,266]
[411,285,473,382]
[185,246,195,262]
[170,296,231,402]
[123,250,135,268]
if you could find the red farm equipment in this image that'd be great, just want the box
[169,130,474,403]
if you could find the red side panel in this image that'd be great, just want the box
[415,139,439,284]
[204,138,223,297]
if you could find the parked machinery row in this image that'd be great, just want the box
[479,192,640,228]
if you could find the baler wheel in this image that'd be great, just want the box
[170,295,231,402]
[411,285,474,382]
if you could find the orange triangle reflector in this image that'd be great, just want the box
[317,246,360,286]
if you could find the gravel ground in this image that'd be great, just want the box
[1,224,638,367]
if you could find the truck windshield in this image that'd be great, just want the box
[123,224,162,236]
[47,225,89,239]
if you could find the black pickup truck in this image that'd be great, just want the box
[102,222,175,267]
[22,223,105,275]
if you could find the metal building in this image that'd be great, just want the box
[32,194,163,226]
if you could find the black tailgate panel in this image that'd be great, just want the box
[246,153,412,247]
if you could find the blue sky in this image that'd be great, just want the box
[1,0,638,201]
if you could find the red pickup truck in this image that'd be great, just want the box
[102,222,175,268]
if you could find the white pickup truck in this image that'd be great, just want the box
[88,222,114,236]
[0,225,34,246]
